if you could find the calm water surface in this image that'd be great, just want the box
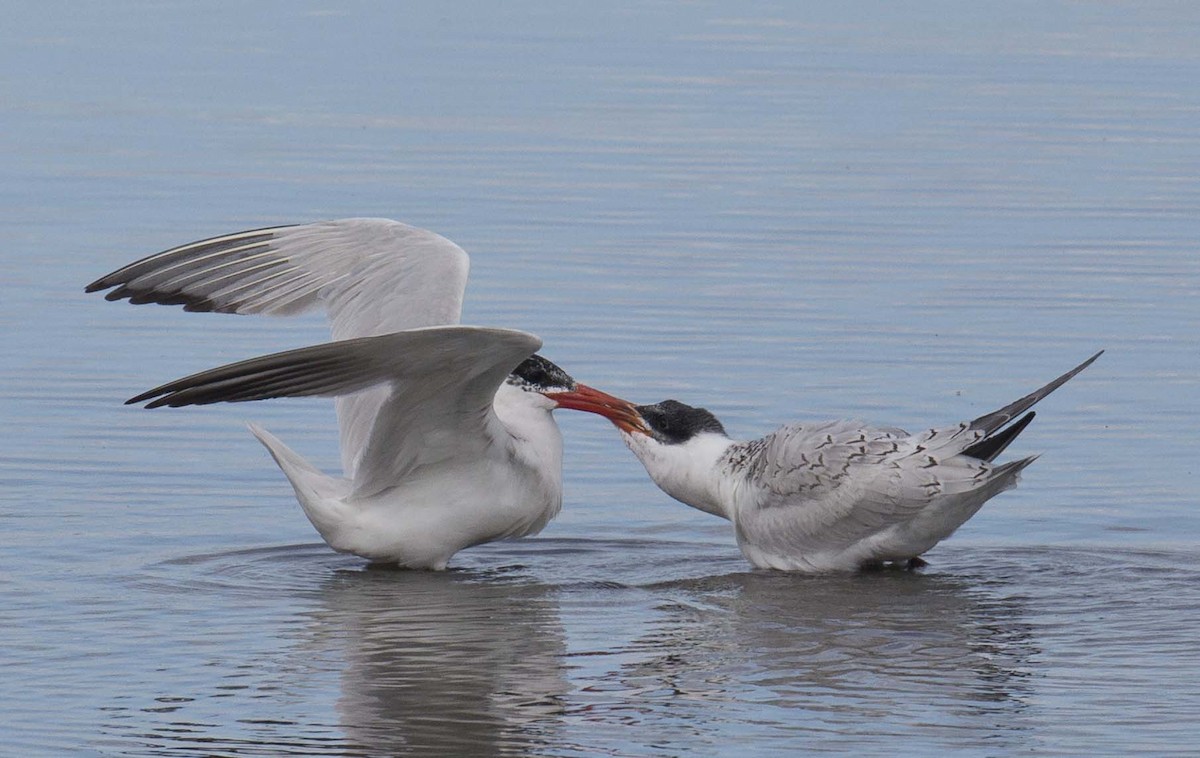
[3,2,1199,755]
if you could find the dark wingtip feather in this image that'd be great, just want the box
[963,411,1035,462]
[971,350,1104,436]
[181,297,221,313]
[84,224,292,303]
[122,338,383,410]
[126,389,159,406]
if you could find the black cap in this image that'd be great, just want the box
[635,399,726,444]
[510,354,577,392]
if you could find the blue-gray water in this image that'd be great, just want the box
[3,2,1199,755]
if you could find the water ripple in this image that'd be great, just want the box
[43,541,1200,755]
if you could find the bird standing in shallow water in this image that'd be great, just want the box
[605,352,1103,572]
[87,218,640,568]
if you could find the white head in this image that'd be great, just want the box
[617,399,735,519]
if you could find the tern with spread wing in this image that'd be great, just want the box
[606,352,1102,572]
[87,219,639,568]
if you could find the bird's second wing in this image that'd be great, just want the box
[129,325,543,498]
[86,218,471,339]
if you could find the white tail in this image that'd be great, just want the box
[246,422,353,543]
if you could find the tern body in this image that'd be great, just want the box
[87,219,638,568]
[616,352,1103,572]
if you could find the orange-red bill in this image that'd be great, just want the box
[547,383,648,434]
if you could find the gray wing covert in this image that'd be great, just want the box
[731,420,989,558]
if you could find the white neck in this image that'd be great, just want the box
[492,383,564,488]
[622,431,735,519]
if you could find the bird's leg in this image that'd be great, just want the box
[905,556,928,570]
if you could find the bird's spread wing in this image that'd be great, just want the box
[86,218,470,337]
[87,218,473,475]
[128,325,542,498]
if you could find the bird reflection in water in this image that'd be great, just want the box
[581,563,1038,750]
[311,565,570,756]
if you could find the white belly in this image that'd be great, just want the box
[320,459,562,569]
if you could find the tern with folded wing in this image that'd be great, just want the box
[604,352,1102,572]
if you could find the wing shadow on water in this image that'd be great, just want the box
[308,564,570,757]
